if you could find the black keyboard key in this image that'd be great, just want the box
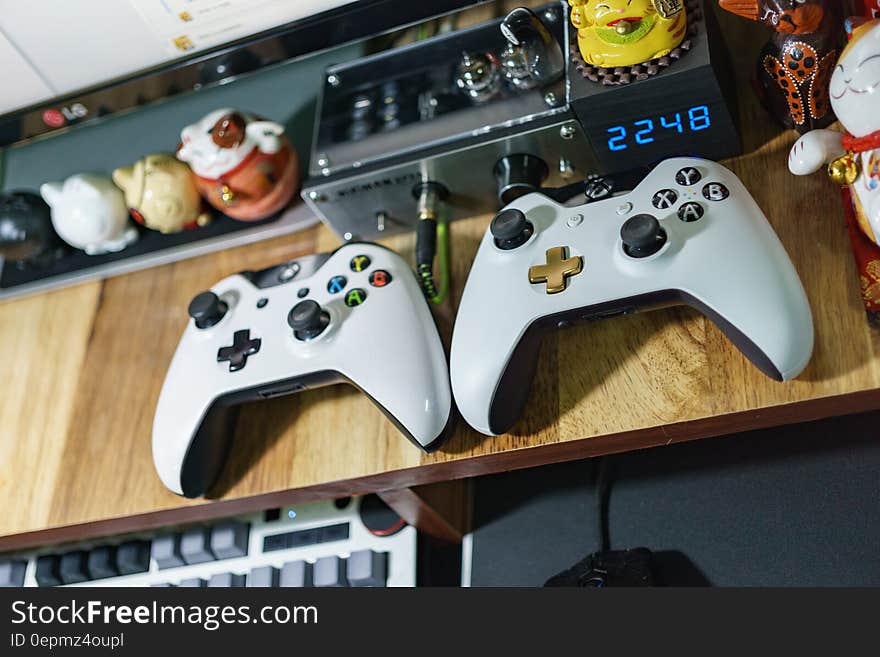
[116,540,150,575]
[35,555,62,587]
[87,545,119,580]
[59,550,89,584]
[0,560,27,587]
[151,534,185,569]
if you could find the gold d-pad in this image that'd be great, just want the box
[528,246,583,294]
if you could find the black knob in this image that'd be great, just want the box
[491,208,534,250]
[621,214,666,258]
[288,300,330,341]
[494,154,549,205]
[188,291,228,329]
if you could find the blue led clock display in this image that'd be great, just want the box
[606,105,712,152]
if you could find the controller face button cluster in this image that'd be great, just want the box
[652,189,678,210]
[288,300,331,341]
[189,291,228,329]
[350,255,371,272]
[491,208,534,250]
[675,167,702,186]
[327,275,347,294]
[369,270,391,287]
[621,214,667,258]
[677,202,705,222]
[528,246,583,294]
[217,330,262,372]
[345,289,367,307]
[702,183,729,201]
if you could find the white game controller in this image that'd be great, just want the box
[451,157,814,436]
[153,242,453,497]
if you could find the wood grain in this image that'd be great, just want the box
[3,6,880,550]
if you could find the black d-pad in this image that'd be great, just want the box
[217,330,262,372]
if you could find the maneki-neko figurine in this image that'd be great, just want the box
[568,0,688,68]
[718,0,841,133]
[177,109,300,221]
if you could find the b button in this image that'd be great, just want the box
[702,183,729,201]
[369,270,392,287]
[345,288,367,307]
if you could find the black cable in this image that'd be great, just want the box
[416,217,438,300]
[595,457,614,553]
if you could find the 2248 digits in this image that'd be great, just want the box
[606,106,711,152]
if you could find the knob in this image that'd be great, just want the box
[494,154,549,205]
[491,208,533,250]
[288,300,330,341]
[188,291,228,329]
[621,214,666,258]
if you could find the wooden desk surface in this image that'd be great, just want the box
[3,17,880,549]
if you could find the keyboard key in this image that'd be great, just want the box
[318,523,350,543]
[87,546,118,580]
[59,550,89,584]
[35,555,62,587]
[151,534,185,569]
[247,566,279,588]
[279,561,312,587]
[0,560,27,587]
[347,550,387,587]
[313,556,347,587]
[180,527,214,565]
[177,578,205,587]
[116,540,151,575]
[207,572,246,587]
[210,521,249,560]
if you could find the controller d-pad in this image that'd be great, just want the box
[217,330,261,372]
[652,189,678,210]
[702,183,729,201]
[675,167,702,186]
[528,246,583,294]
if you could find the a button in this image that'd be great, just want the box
[35,555,61,587]
[297,287,309,298]
[87,546,119,580]
[278,262,300,282]
[652,189,678,210]
[621,214,667,258]
[279,561,313,587]
[59,551,90,585]
[188,291,228,329]
[247,566,279,588]
[116,540,151,575]
[256,298,268,309]
[615,203,632,216]
[347,550,387,587]
[208,572,246,587]
[313,556,348,587]
[210,521,250,560]
[217,329,262,372]
[0,560,27,587]
[180,527,215,565]
[327,275,347,294]
[566,213,584,227]
[702,182,729,201]
[528,246,583,294]
[177,578,205,587]
[151,534,185,570]
[491,209,533,250]
[288,300,330,341]
[350,255,371,272]
[344,288,367,307]
[678,202,705,222]
[369,270,392,287]
[675,167,702,186]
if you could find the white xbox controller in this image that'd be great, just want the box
[153,242,453,497]
[451,157,814,436]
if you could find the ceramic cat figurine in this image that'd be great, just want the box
[568,0,687,68]
[789,18,880,243]
[719,0,840,133]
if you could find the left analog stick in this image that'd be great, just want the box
[188,291,228,329]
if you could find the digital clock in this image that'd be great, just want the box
[606,105,712,152]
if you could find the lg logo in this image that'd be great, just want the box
[41,103,88,128]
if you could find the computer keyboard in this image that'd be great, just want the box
[0,495,416,588]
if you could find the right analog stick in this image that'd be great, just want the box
[491,208,533,250]
[621,214,666,258]
[288,300,330,341]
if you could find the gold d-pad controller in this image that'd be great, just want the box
[528,246,583,294]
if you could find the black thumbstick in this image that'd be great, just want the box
[288,300,330,341]
[621,214,666,258]
[188,291,228,329]
[491,208,534,250]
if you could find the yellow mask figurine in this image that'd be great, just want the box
[569,0,688,68]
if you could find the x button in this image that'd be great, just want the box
[217,329,262,372]
[528,246,583,294]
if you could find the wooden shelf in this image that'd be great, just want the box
[3,12,879,550]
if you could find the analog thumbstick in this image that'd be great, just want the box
[188,291,228,329]
[490,208,534,250]
[620,214,666,258]
[288,300,330,341]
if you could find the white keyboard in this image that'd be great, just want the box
[0,496,416,588]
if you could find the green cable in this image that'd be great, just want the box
[429,220,450,305]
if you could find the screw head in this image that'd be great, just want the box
[560,124,576,140]
[316,154,329,168]
[327,73,341,87]
[544,91,559,107]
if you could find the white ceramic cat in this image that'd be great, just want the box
[40,173,138,255]
[789,18,880,243]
